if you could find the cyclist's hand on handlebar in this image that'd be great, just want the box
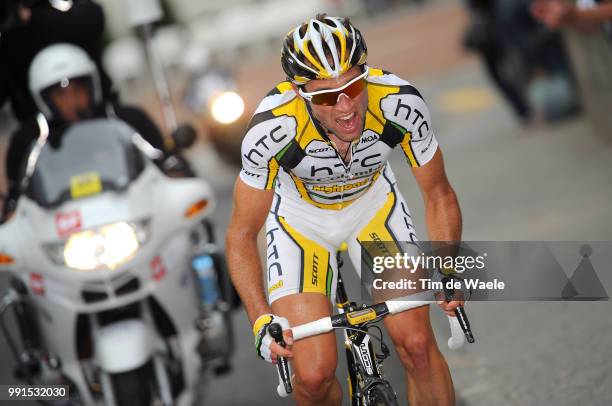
[269,330,294,365]
[435,291,465,317]
[253,314,293,363]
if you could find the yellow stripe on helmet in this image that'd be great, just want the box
[299,39,330,79]
[333,28,349,74]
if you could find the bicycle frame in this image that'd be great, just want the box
[335,269,395,405]
[270,253,474,404]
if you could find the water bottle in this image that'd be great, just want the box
[192,254,219,307]
[192,254,231,363]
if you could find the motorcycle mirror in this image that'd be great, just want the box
[172,124,197,150]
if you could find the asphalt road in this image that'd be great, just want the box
[1,2,611,405]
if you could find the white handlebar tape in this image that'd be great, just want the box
[447,315,466,350]
[291,317,334,341]
[277,383,289,397]
[276,346,293,397]
[276,365,291,398]
[385,300,433,314]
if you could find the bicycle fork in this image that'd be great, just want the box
[336,272,394,406]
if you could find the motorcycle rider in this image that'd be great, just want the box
[0,0,115,123]
[3,42,169,219]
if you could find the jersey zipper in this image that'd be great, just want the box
[305,104,360,208]
[326,137,359,207]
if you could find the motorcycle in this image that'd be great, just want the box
[0,117,232,405]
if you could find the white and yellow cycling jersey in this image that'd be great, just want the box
[239,68,438,211]
[240,68,439,303]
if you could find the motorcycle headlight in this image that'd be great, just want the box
[210,91,244,124]
[44,220,149,271]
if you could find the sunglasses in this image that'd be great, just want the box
[298,66,369,106]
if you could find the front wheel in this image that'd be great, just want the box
[365,383,399,406]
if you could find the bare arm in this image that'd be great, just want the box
[412,148,462,242]
[412,148,463,315]
[226,178,275,325]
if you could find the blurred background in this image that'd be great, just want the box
[1,0,611,404]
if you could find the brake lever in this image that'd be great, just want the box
[442,276,475,343]
[268,323,293,394]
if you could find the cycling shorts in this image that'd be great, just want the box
[264,164,420,304]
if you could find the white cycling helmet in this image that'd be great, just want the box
[28,43,101,120]
[281,14,367,85]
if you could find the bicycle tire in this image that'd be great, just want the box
[365,382,399,406]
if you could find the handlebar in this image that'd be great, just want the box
[270,298,475,397]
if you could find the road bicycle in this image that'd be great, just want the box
[270,252,474,405]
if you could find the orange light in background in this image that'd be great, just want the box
[0,253,14,265]
[185,199,209,218]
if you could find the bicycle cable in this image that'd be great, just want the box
[332,324,390,362]
[332,324,384,344]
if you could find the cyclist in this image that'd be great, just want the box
[226,14,463,405]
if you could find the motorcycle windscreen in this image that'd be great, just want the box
[26,119,146,208]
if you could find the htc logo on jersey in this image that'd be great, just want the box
[309,153,383,177]
[381,95,430,140]
[244,125,287,165]
[243,117,296,165]
[311,163,345,177]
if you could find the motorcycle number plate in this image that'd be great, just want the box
[70,172,102,199]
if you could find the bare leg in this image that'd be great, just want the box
[272,292,343,406]
[384,305,454,405]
